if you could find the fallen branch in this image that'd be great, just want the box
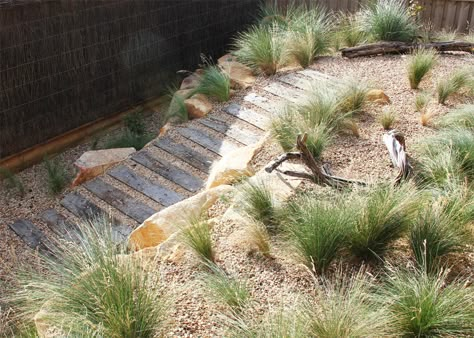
[265,134,366,187]
[383,130,411,185]
[341,41,474,58]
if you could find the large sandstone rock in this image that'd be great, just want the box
[218,54,256,89]
[185,94,213,119]
[205,134,268,189]
[180,73,202,90]
[72,148,136,186]
[367,89,391,105]
[129,185,234,250]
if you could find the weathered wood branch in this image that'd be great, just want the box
[265,134,366,187]
[341,41,474,58]
[383,130,411,185]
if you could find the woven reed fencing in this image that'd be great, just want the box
[269,0,474,32]
[0,0,258,159]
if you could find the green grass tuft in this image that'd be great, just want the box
[164,87,190,125]
[436,104,474,129]
[334,13,367,48]
[380,265,474,337]
[359,0,418,42]
[7,218,168,337]
[437,68,472,104]
[44,156,69,195]
[283,195,350,274]
[201,263,250,311]
[415,91,431,112]
[410,187,474,272]
[348,183,421,260]
[239,181,278,232]
[181,219,215,263]
[233,24,289,76]
[308,270,390,337]
[407,48,437,89]
[378,107,397,130]
[103,111,154,150]
[194,65,231,102]
[0,167,25,196]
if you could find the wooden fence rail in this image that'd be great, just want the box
[269,0,474,32]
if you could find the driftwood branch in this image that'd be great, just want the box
[383,130,411,185]
[341,41,474,58]
[265,134,366,187]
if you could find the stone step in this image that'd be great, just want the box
[9,219,50,252]
[132,151,203,193]
[278,73,312,90]
[224,103,270,130]
[263,82,304,103]
[178,126,239,156]
[109,165,184,207]
[84,178,156,224]
[61,192,132,239]
[244,93,284,115]
[154,136,212,173]
[198,117,261,146]
[40,208,80,239]
[297,69,342,89]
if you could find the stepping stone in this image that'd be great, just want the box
[109,165,184,207]
[178,126,239,156]
[9,219,48,251]
[154,136,212,173]
[41,208,79,238]
[278,73,312,90]
[132,151,203,193]
[198,117,261,146]
[61,192,132,239]
[224,103,270,130]
[263,82,304,103]
[297,69,342,90]
[84,178,156,224]
[244,93,284,115]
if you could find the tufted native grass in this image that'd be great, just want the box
[44,156,69,195]
[378,107,397,130]
[0,167,25,196]
[379,265,474,337]
[333,13,367,48]
[347,183,421,261]
[282,194,351,274]
[407,48,437,89]
[436,104,474,129]
[415,91,431,112]
[437,68,472,104]
[410,187,474,272]
[194,65,231,102]
[233,24,289,76]
[359,0,418,43]
[181,218,215,264]
[6,217,168,337]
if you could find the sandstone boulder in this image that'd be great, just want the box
[129,185,234,250]
[206,134,268,189]
[218,53,256,89]
[185,94,213,119]
[180,73,201,90]
[72,148,136,186]
[367,89,391,104]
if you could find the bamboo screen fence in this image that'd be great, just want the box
[0,0,258,159]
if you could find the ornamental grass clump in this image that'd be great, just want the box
[380,266,474,337]
[181,218,215,263]
[334,13,367,48]
[201,263,250,312]
[104,111,154,150]
[194,65,231,102]
[414,91,430,112]
[436,104,474,129]
[348,183,421,260]
[0,167,25,196]
[407,48,437,89]
[378,107,397,130]
[233,24,289,76]
[283,195,350,274]
[308,270,390,337]
[416,128,474,185]
[44,156,69,195]
[437,68,472,104]
[287,6,332,68]
[7,218,168,337]
[410,187,474,272]
[239,181,278,232]
[359,0,418,43]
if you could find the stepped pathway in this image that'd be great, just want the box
[8,69,334,251]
